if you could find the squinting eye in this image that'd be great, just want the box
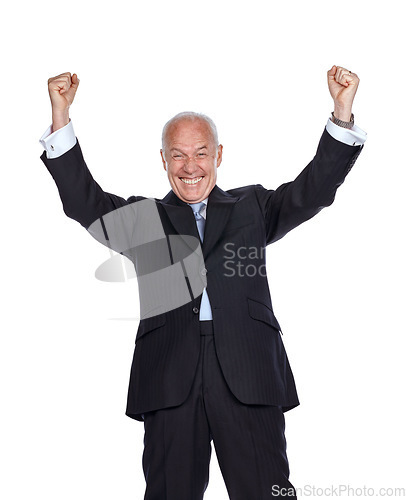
[198,153,207,157]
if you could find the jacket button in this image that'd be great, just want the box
[193,307,199,314]
[201,268,207,276]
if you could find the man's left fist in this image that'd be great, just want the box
[327,65,360,121]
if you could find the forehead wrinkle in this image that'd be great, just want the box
[170,145,209,154]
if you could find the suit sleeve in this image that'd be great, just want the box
[254,127,364,245]
[40,139,130,229]
[40,139,142,264]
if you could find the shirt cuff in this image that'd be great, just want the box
[325,116,367,146]
[39,119,77,159]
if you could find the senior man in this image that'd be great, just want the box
[39,65,366,499]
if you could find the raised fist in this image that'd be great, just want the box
[327,65,360,120]
[48,72,80,114]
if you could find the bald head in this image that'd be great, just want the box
[161,111,219,158]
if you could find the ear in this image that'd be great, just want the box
[216,144,223,168]
[160,149,167,171]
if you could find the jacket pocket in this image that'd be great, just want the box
[135,313,167,342]
[247,297,282,334]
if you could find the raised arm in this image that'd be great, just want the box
[40,72,130,230]
[254,65,366,245]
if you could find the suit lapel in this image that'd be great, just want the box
[159,190,200,255]
[203,185,239,259]
[159,185,239,260]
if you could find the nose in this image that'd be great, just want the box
[182,156,198,174]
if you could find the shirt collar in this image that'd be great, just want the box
[188,197,208,219]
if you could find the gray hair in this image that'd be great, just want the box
[161,111,219,157]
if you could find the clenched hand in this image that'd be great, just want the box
[47,72,80,132]
[327,65,360,122]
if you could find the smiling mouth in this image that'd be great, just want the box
[180,176,203,185]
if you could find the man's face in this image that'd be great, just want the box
[160,118,223,203]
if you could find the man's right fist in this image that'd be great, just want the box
[48,72,79,113]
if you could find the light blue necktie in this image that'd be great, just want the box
[189,202,213,321]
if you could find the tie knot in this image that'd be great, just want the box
[189,202,205,220]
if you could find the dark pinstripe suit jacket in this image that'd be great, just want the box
[41,128,363,421]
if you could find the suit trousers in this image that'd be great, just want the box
[141,321,297,500]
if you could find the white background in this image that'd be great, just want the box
[1,0,405,498]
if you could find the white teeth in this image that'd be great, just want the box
[180,176,203,185]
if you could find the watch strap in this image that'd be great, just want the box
[331,112,354,129]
